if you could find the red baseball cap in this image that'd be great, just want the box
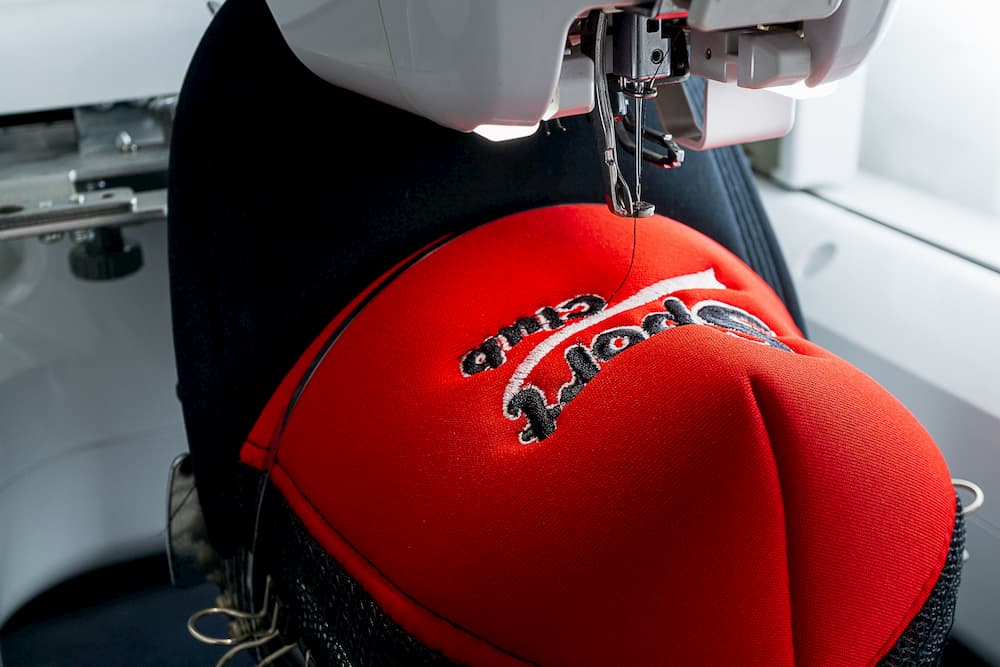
[241,204,960,665]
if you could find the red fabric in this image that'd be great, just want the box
[241,204,955,666]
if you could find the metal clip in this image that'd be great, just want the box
[953,479,985,562]
[954,479,985,516]
[188,577,275,646]
[256,642,299,666]
[214,603,282,667]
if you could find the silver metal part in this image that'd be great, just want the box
[955,479,985,516]
[595,10,698,217]
[594,11,639,218]
[38,232,64,244]
[954,479,985,562]
[631,200,655,217]
[116,131,138,154]
[167,453,219,588]
[188,575,299,667]
[0,100,171,241]
[256,643,300,667]
[607,13,690,212]
[0,188,166,241]
[146,96,178,146]
[2,189,132,227]
[213,612,281,667]
[71,228,97,244]
[634,97,645,203]
[188,577,276,647]
[74,102,170,156]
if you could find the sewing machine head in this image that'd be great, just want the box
[265,0,896,217]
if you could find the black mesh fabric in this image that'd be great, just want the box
[252,480,459,667]
[246,475,964,667]
[877,498,966,667]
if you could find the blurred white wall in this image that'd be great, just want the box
[0,0,212,115]
[859,0,1000,218]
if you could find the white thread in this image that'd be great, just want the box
[502,268,725,409]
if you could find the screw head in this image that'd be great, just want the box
[115,131,138,153]
[72,229,96,243]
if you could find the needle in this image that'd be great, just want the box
[634,95,644,209]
